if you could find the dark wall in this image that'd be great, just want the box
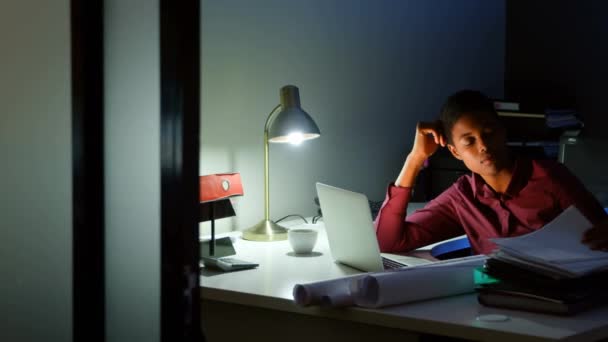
[505,1,608,139]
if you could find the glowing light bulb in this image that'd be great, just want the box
[287,132,304,145]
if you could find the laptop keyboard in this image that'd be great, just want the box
[382,257,405,270]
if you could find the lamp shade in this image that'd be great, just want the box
[267,85,320,143]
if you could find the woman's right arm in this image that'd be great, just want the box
[374,185,462,253]
[374,121,462,252]
[395,121,446,187]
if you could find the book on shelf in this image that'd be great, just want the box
[497,111,545,119]
[493,99,546,118]
[493,100,520,112]
[506,141,560,147]
[493,100,585,128]
[489,206,608,279]
[545,110,584,128]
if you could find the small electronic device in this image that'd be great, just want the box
[200,236,258,272]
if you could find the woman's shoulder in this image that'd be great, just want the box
[529,158,571,178]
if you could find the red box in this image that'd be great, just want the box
[199,173,244,203]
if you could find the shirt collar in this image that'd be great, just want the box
[503,157,532,198]
[472,156,530,199]
[472,173,492,199]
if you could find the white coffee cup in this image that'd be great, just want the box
[288,228,318,254]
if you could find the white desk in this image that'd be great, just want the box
[200,223,608,342]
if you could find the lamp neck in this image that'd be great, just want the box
[264,104,281,221]
[264,104,282,133]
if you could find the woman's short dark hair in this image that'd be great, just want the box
[439,90,497,144]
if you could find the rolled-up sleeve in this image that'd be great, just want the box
[374,183,463,253]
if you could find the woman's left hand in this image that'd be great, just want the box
[582,220,608,251]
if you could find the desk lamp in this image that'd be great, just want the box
[242,85,320,241]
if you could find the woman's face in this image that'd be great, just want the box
[447,113,509,177]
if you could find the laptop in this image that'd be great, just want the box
[200,236,259,272]
[316,182,432,272]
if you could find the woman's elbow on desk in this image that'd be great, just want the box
[376,227,414,253]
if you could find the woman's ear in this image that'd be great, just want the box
[447,144,462,160]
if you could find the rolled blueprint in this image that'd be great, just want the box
[293,255,486,308]
[293,274,363,308]
[352,255,486,308]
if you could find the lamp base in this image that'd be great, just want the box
[242,219,288,241]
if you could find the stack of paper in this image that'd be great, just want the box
[293,255,486,308]
[478,207,608,314]
[490,206,608,279]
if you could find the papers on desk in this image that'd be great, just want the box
[490,206,608,278]
[293,255,486,308]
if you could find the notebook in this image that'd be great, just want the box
[200,236,258,272]
[315,182,431,272]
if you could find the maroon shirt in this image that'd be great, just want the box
[374,158,607,255]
